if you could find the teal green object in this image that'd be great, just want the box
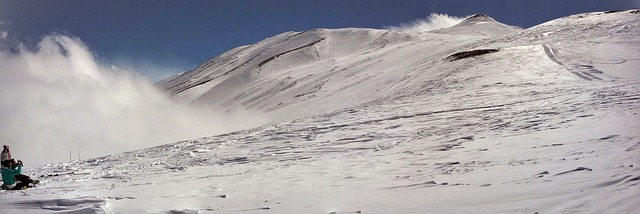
[1,165,22,186]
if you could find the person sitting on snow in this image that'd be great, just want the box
[1,145,11,162]
[1,159,36,190]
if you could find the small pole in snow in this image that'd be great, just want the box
[77,151,80,160]
[69,150,72,162]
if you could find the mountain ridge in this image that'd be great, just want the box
[158,11,638,123]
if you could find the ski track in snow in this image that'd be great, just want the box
[542,44,605,81]
[2,10,640,214]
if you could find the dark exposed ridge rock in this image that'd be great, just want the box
[446,49,499,61]
[459,13,497,25]
[604,10,626,14]
[258,38,326,67]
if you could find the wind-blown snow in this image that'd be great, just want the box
[0,34,269,167]
[387,13,467,33]
[2,11,640,214]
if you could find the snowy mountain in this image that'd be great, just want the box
[3,11,640,214]
[431,13,523,36]
[156,13,530,123]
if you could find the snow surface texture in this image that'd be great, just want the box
[2,11,640,213]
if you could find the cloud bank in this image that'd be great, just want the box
[387,13,467,33]
[0,33,268,167]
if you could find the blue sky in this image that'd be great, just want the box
[1,0,638,81]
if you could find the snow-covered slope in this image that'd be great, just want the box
[157,11,638,123]
[3,11,639,214]
[156,13,530,123]
[157,28,425,121]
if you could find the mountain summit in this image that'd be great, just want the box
[431,13,523,36]
[459,13,498,24]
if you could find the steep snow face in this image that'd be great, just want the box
[157,15,526,123]
[158,28,426,121]
[4,12,639,214]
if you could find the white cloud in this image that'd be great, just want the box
[0,34,269,167]
[108,55,190,83]
[387,13,467,33]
